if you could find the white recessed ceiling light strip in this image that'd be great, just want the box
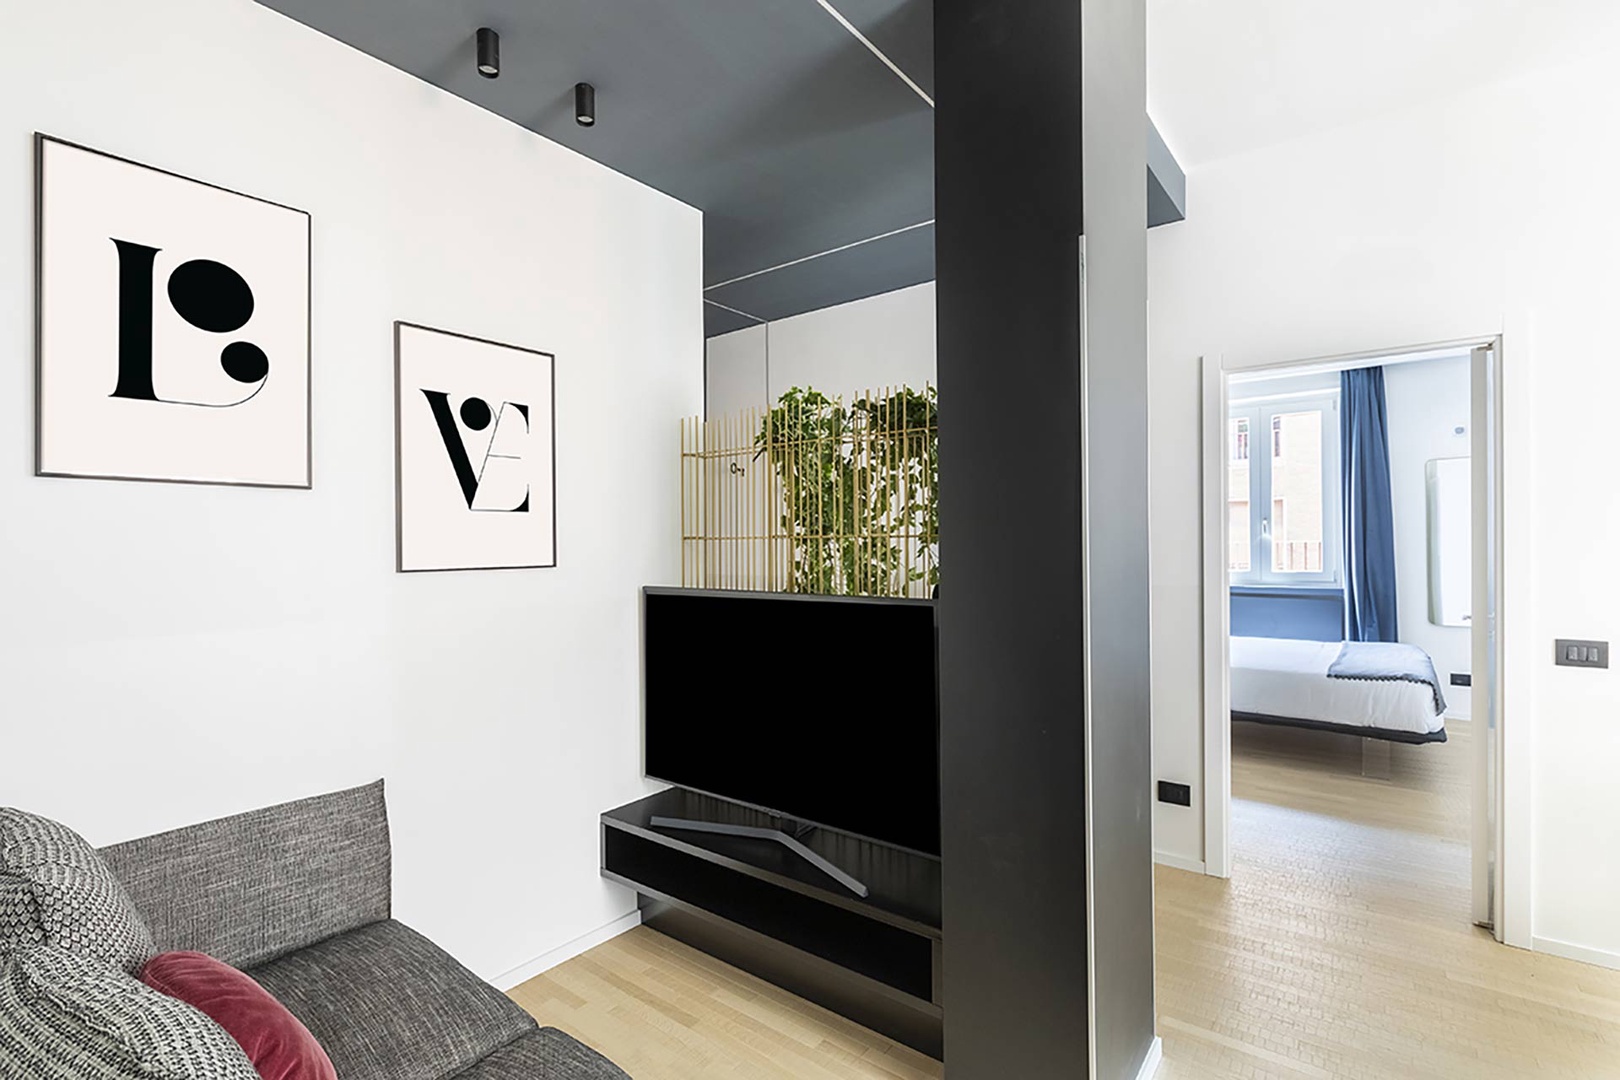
[813,0,935,108]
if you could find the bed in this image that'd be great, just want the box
[1229,636,1448,745]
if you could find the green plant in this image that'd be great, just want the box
[754,385,939,596]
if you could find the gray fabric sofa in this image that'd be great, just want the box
[97,781,628,1080]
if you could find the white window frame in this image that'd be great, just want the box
[1228,390,1341,586]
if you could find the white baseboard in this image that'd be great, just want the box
[492,910,643,991]
[1135,1036,1164,1080]
[1533,935,1620,972]
[1154,850,1207,875]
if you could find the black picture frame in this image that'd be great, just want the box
[393,320,559,573]
[34,133,313,489]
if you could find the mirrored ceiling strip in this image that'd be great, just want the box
[704,219,935,293]
[812,0,934,108]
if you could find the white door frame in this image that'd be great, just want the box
[1470,343,1500,931]
[1198,335,1530,948]
[1199,354,1234,878]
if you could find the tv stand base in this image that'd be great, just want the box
[650,815,870,898]
[602,789,942,1059]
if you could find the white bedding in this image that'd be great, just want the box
[1229,636,1446,737]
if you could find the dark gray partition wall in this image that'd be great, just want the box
[1080,0,1157,1076]
[935,0,1154,1076]
[934,0,1088,1074]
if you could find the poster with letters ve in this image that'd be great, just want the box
[395,322,557,572]
[35,135,311,487]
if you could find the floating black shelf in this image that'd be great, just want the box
[601,788,943,1059]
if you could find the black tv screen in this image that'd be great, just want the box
[643,588,940,856]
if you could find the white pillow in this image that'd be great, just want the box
[0,809,156,973]
[0,945,260,1080]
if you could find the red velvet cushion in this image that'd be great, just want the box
[140,952,337,1080]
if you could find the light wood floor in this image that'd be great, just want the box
[513,720,1620,1078]
[1159,719,1620,1080]
[508,926,942,1080]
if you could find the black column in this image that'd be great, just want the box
[934,0,1153,1076]
[935,1,1089,1076]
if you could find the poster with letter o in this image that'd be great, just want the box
[35,135,311,487]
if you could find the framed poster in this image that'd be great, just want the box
[35,135,311,487]
[394,322,557,572]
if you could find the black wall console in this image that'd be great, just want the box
[600,788,943,1058]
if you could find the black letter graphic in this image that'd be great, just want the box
[109,241,270,406]
[422,390,482,508]
[421,390,530,512]
[112,240,159,401]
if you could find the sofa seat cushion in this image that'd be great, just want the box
[0,944,259,1080]
[452,1027,631,1080]
[247,919,535,1080]
[1,808,157,974]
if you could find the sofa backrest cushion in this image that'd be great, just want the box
[99,781,391,970]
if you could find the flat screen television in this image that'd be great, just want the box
[643,588,940,857]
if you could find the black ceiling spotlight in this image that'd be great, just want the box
[575,82,596,127]
[476,27,500,79]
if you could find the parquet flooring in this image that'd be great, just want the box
[508,924,942,1079]
[511,719,1620,1078]
[1156,719,1620,1080]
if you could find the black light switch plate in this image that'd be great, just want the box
[1450,673,1472,687]
[1157,781,1192,807]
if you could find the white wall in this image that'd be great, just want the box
[0,0,702,983]
[1148,47,1620,962]
[704,282,937,417]
[1384,355,1473,717]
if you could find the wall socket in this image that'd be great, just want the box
[1450,673,1472,687]
[1555,639,1609,669]
[1157,781,1192,807]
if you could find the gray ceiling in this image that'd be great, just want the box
[256,0,1182,338]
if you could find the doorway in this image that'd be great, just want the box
[1198,339,1508,937]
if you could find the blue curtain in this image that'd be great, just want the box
[1341,367,1399,642]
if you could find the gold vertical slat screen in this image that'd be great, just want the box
[681,384,939,598]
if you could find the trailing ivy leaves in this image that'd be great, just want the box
[754,385,939,597]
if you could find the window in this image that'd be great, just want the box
[1228,418,1251,572]
[1228,392,1340,585]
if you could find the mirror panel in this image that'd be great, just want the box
[1427,456,1471,627]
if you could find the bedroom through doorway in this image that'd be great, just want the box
[1205,340,1503,934]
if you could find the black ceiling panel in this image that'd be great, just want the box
[253,0,1177,339]
[830,0,936,99]
[702,302,764,339]
[255,0,932,284]
[704,222,934,335]
[1147,119,1187,225]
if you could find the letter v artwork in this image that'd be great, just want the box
[394,322,557,572]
